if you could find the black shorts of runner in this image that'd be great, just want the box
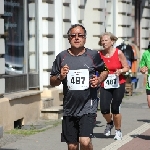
[61,113,96,143]
[100,83,125,114]
[146,89,150,95]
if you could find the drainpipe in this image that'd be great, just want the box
[113,0,116,36]
[104,0,107,32]
[37,0,43,91]
[134,0,140,50]
[71,1,78,24]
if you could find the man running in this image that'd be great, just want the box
[50,24,108,150]
[140,48,150,108]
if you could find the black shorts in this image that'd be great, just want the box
[61,113,96,143]
[146,89,150,95]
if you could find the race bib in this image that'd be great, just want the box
[67,69,89,90]
[104,74,120,89]
[148,75,150,86]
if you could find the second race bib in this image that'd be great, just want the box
[104,74,120,89]
[148,75,150,87]
[67,69,89,90]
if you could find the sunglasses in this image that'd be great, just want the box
[69,34,86,39]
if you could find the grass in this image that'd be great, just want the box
[5,120,61,136]
[6,128,45,136]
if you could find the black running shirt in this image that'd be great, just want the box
[51,48,107,116]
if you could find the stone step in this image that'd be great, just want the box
[41,88,63,106]
[40,106,63,120]
[41,97,53,109]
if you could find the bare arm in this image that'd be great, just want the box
[50,64,69,87]
[50,76,62,87]
[116,50,129,75]
[98,70,109,83]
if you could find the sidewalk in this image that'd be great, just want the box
[93,88,150,150]
[118,128,150,150]
[0,88,150,150]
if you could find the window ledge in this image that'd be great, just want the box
[3,90,42,101]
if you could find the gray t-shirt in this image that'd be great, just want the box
[51,48,106,116]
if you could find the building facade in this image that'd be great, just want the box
[0,0,150,130]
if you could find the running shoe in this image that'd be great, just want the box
[114,129,122,140]
[104,123,114,136]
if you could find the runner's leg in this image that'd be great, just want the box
[79,114,95,150]
[146,89,150,108]
[111,83,125,130]
[100,87,113,123]
[147,95,150,108]
[61,116,79,150]
[100,88,114,136]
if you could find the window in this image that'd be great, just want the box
[3,0,24,75]
[2,0,39,93]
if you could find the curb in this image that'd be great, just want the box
[0,126,3,139]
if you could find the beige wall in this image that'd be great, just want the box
[0,93,41,131]
[41,88,63,106]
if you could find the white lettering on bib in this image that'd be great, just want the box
[104,74,120,89]
[67,69,89,90]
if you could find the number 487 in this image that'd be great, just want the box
[71,77,85,84]
[106,79,116,85]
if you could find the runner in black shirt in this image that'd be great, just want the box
[50,24,108,150]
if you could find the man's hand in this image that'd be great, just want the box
[50,64,69,87]
[59,64,69,80]
[90,75,100,88]
[90,71,108,88]
[95,70,109,87]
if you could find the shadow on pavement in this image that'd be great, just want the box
[130,134,150,140]
[94,124,105,127]
[0,149,17,150]
[92,133,114,139]
[137,119,150,123]
[95,121,101,124]
[94,121,105,127]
